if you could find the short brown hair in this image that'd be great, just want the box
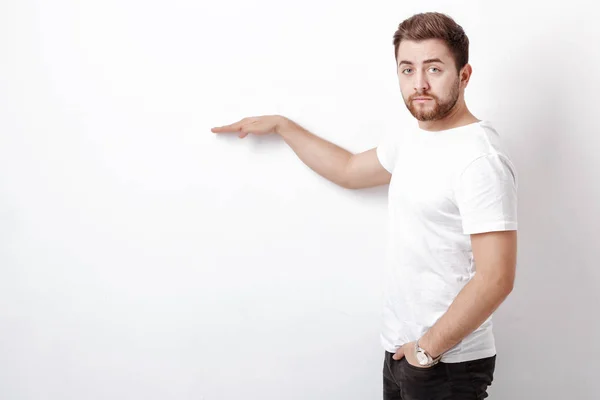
[393,12,469,72]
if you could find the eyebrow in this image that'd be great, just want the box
[398,58,445,67]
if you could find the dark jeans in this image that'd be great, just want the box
[383,350,496,400]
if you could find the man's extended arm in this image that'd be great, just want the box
[212,115,391,189]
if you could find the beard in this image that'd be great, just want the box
[404,78,460,121]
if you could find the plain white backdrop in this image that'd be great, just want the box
[1,0,599,399]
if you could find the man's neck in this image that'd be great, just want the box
[417,103,479,132]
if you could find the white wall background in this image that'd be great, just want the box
[1,1,598,399]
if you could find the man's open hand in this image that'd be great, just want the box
[211,115,285,138]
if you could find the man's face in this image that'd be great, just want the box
[396,39,462,121]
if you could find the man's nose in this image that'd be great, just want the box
[414,72,430,93]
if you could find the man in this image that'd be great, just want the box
[211,11,517,400]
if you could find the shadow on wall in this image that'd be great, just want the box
[247,126,390,202]
[490,25,599,399]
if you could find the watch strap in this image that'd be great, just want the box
[415,340,442,366]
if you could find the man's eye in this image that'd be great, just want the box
[402,68,412,74]
[429,67,440,73]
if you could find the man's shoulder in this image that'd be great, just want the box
[455,121,513,163]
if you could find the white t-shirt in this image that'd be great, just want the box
[376,120,518,363]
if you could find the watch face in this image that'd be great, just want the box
[416,352,428,365]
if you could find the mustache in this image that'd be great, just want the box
[409,93,437,101]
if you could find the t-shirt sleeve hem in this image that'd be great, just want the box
[462,221,518,234]
[376,146,394,173]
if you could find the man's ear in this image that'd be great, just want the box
[460,63,473,89]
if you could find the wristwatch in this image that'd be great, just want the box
[415,340,442,367]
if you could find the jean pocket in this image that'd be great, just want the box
[402,357,442,373]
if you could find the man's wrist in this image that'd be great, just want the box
[274,115,292,136]
[417,336,442,360]
[414,341,441,367]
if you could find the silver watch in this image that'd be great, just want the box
[415,340,442,367]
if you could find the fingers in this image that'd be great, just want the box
[238,120,259,138]
[211,123,239,133]
[211,119,248,133]
[211,117,270,139]
[392,347,405,360]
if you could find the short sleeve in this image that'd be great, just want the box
[376,133,398,173]
[454,153,518,234]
